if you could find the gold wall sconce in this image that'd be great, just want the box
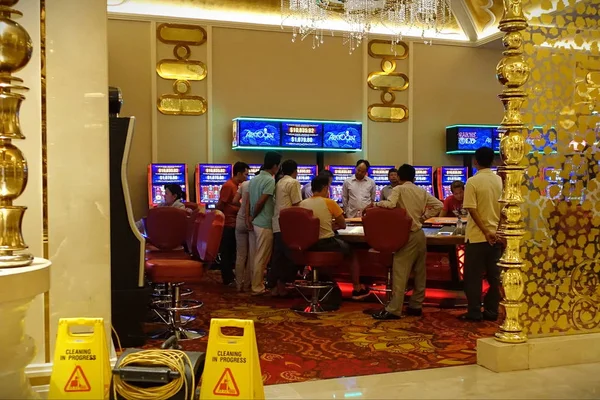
[156,23,207,116]
[367,40,409,123]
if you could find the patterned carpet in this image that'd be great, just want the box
[145,272,497,385]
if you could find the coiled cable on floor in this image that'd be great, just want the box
[112,349,195,400]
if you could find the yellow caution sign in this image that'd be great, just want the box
[200,319,264,399]
[48,318,111,400]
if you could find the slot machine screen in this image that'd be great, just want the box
[297,165,317,185]
[414,166,434,195]
[148,163,188,207]
[197,164,232,209]
[247,164,262,180]
[368,165,394,201]
[437,167,468,200]
[328,165,354,204]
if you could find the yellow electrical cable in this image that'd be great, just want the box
[111,325,123,353]
[112,349,195,400]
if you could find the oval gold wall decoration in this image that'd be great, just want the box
[368,104,409,123]
[368,40,409,60]
[157,23,207,46]
[157,95,207,116]
[156,60,207,81]
[367,72,409,91]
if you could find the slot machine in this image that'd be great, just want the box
[246,164,262,180]
[195,163,232,209]
[414,166,435,195]
[435,166,468,200]
[368,165,395,201]
[147,163,189,207]
[543,167,561,200]
[297,164,317,186]
[327,165,354,204]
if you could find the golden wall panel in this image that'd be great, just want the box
[519,0,600,337]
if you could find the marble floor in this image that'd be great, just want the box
[264,363,600,399]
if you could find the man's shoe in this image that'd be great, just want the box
[458,312,482,322]
[405,307,423,317]
[352,288,371,300]
[372,310,401,320]
[482,310,498,321]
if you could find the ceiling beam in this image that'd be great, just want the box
[451,0,479,42]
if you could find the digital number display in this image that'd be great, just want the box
[440,166,468,199]
[247,164,262,180]
[414,166,434,196]
[282,122,323,148]
[296,165,317,184]
[198,164,232,209]
[150,163,187,206]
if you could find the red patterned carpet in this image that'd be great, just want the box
[145,272,497,385]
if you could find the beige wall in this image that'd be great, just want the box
[107,18,503,206]
[108,20,153,219]
[412,43,504,167]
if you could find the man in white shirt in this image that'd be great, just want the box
[460,147,503,322]
[342,160,376,218]
[371,164,443,320]
[269,160,302,296]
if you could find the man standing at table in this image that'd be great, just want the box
[381,168,399,201]
[371,164,443,320]
[460,147,503,322]
[342,160,376,218]
[216,161,249,286]
[247,152,281,296]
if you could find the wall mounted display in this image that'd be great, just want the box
[297,165,318,185]
[247,164,262,180]
[195,164,232,209]
[232,117,362,152]
[414,166,435,196]
[367,39,409,123]
[156,23,208,116]
[147,163,190,207]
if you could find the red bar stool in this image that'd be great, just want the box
[145,210,225,348]
[362,207,412,309]
[144,207,191,260]
[280,207,344,314]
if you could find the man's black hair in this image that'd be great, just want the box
[450,180,465,191]
[311,175,330,194]
[264,151,282,170]
[475,146,494,168]
[281,159,298,176]
[388,168,398,176]
[318,170,334,179]
[356,159,371,169]
[397,164,416,182]
[233,161,250,175]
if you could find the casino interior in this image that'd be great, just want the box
[2,0,600,398]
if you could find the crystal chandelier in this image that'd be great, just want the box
[343,0,385,54]
[411,0,452,43]
[381,0,415,47]
[281,0,332,49]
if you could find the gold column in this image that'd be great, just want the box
[0,0,33,268]
[495,0,530,343]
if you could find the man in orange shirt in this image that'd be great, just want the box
[217,161,249,285]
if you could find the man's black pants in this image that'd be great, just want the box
[464,242,502,318]
[267,232,298,287]
[219,226,236,285]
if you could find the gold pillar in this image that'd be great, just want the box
[495,0,530,343]
[0,0,34,267]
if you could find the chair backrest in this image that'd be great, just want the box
[196,210,225,262]
[146,207,188,250]
[363,207,412,253]
[279,207,320,251]
[183,201,199,211]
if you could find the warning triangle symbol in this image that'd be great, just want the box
[64,365,92,392]
[212,368,240,396]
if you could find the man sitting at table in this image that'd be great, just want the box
[440,180,465,217]
[300,175,371,300]
[370,164,443,320]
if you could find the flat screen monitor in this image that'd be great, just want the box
[414,166,434,196]
[527,127,558,153]
[369,165,394,201]
[247,164,262,180]
[446,125,494,154]
[232,117,362,152]
[297,165,317,185]
[148,163,189,207]
[436,166,468,200]
[196,164,232,209]
[327,165,354,204]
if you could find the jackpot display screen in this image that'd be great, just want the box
[437,167,468,200]
[196,164,232,209]
[247,164,262,180]
[297,165,317,185]
[526,127,557,153]
[148,163,188,207]
[328,165,354,204]
[233,117,362,152]
[414,166,434,195]
[446,125,494,154]
[369,165,394,201]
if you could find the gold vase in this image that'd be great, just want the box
[495,0,530,343]
[0,0,34,268]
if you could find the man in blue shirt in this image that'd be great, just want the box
[246,152,282,295]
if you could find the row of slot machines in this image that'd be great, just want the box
[147,163,492,209]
